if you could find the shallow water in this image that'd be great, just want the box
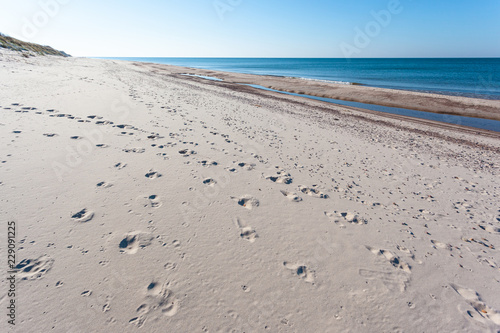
[243,84,500,132]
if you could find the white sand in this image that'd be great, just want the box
[1,50,500,332]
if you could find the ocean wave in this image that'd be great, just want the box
[288,76,355,85]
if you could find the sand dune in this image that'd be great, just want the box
[1,49,499,332]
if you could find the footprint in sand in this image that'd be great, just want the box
[231,195,259,210]
[123,148,145,153]
[236,162,255,171]
[147,134,164,140]
[145,170,162,179]
[266,174,293,184]
[119,232,154,254]
[461,236,495,250]
[203,178,216,186]
[430,240,453,251]
[114,162,127,169]
[96,144,109,148]
[96,181,113,188]
[129,281,179,327]
[43,133,58,137]
[365,246,411,273]
[476,256,499,270]
[235,218,258,243]
[157,153,169,160]
[298,185,329,199]
[450,284,500,328]
[283,262,315,283]
[135,194,162,208]
[358,269,409,292]
[265,167,293,184]
[478,224,500,234]
[178,149,196,157]
[199,160,218,167]
[280,190,302,202]
[324,211,366,226]
[71,208,94,223]
[16,255,54,280]
[115,124,133,129]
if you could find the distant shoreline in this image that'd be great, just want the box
[98,57,500,101]
[123,59,500,125]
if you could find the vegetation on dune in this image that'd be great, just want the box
[0,33,70,57]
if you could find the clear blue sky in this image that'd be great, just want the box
[0,0,499,57]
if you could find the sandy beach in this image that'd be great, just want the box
[1,50,500,332]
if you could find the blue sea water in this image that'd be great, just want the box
[104,57,500,100]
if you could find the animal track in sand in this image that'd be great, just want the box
[283,262,315,283]
[298,185,329,199]
[280,190,302,202]
[324,211,366,226]
[96,144,109,148]
[71,208,94,223]
[119,232,154,254]
[145,170,162,179]
[43,133,58,137]
[231,195,259,210]
[235,218,258,243]
[129,281,179,327]
[123,148,145,153]
[70,136,82,140]
[203,178,216,186]
[365,246,411,273]
[16,255,54,280]
[450,284,500,328]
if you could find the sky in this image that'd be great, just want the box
[0,0,499,57]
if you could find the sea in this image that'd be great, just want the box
[105,58,500,100]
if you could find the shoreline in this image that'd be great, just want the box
[100,57,500,101]
[127,60,500,122]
